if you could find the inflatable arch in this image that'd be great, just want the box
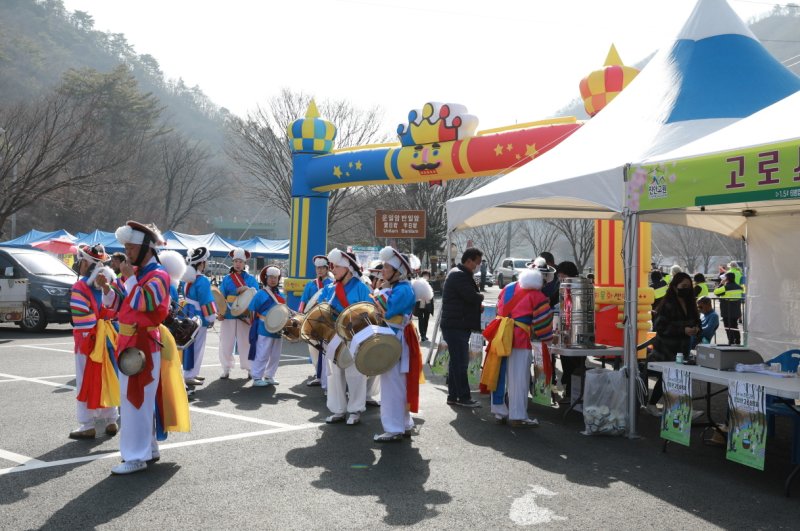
[284,43,649,345]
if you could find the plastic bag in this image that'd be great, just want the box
[582,368,628,436]
[467,332,485,385]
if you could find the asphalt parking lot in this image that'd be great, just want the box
[0,303,798,529]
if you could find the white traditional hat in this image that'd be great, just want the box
[327,248,361,273]
[114,221,166,248]
[228,248,251,261]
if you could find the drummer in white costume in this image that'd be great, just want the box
[218,248,258,378]
[364,260,386,407]
[318,249,372,425]
[248,266,285,386]
[299,255,333,388]
[373,247,432,442]
[181,246,217,386]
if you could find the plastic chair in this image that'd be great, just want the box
[765,349,800,496]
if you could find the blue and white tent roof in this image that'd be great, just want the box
[447,0,800,231]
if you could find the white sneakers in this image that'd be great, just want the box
[346,413,360,425]
[111,460,147,475]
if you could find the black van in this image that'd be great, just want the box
[0,246,77,332]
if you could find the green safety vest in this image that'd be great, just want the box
[654,283,668,300]
[729,267,743,285]
[695,282,709,299]
[714,284,743,301]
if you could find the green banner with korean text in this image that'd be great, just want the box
[626,141,800,211]
[659,367,692,446]
[726,381,766,471]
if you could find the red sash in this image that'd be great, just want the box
[316,278,324,289]
[231,272,246,288]
[269,288,286,304]
[73,281,114,409]
[334,282,350,309]
[404,325,423,413]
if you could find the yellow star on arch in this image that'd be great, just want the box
[333,166,343,178]
[355,160,363,170]
[506,143,513,152]
[525,144,538,158]
[494,144,504,156]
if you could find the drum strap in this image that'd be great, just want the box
[334,282,350,309]
[231,272,246,288]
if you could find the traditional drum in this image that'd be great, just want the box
[335,302,400,376]
[349,325,400,376]
[300,302,337,347]
[230,287,256,316]
[335,302,384,341]
[263,304,291,333]
[326,334,354,369]
[118,347,145,376]
[211,286,226,315]
[163,308,201,349]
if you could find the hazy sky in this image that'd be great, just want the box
[60,0,771,134]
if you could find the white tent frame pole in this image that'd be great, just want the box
[623,202,640,439]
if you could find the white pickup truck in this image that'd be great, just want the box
[0,270,28,323]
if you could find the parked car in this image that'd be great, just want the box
[0,246,77,332]
[473,270,494,287]
[495,258,530,288]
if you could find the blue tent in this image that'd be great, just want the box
[163,231,237,257]
[74,230,121,252]
[0,229,77,248]
[229,237,290,259]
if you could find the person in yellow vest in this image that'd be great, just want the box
[693,273,709,299]
[714,272,744,345]
[727,261,743,285]
[649,270,668,327]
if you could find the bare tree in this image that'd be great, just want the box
[657,225,728,274]
[518,220,560,258]
[226,88,390,238]
[547,219,594,272]
[150,133,225,229]
[0,91,138,236]
[453,222,508,270]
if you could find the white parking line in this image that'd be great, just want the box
[0,373,75,390]
[0,449,45,466]
[0,423,318,476]
[20,345,74,353]
[0,342,74,348]
[187,406,292,428]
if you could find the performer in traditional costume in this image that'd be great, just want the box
[218,248,258,378]
[480,266,553,427]
[319,249,372,425]
[248,266,285,386]
[299,255,332,388]
[68,244,120,440]
[372,247,431,442]
[104,222,188,474]
[364,260,386,407]
[181,247,217,386]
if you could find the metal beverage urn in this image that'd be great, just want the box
[559,277,595,348]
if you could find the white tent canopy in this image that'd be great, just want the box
[634,91,800,360]
[446,0,800,233]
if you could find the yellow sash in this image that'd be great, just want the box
[89,319,120,408]
[480,317,531,392]
[157,324,191,433]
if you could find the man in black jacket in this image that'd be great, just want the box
[440,247,484,407]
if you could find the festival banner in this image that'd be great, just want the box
[627,140,800,212]
[531,343,552,406]
[659,367,692,446]
[726,381,767,470]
